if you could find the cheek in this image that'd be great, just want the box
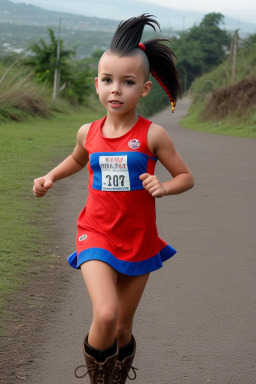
[98,88,107,100]
[96,85,104,98]
[98,90,108,106]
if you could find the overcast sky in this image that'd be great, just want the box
[141,0,255,15]
[11,0,256,24]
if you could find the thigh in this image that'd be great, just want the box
[116,273,150,328]
[81,260,118,311]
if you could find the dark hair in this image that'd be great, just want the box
[110,14,181,111]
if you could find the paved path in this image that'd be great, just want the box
[27,98,256,384]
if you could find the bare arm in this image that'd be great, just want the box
[139,123,194,197]
[33,124,90,197]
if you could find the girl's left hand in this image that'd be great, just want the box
[139,173,166,198]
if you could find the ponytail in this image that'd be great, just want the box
[109,14,181,112]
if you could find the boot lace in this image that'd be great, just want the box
[75,361,114,383]
[113,360,138,383]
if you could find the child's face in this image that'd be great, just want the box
[95,52,152,116]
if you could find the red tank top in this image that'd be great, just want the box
[67,116,176,276]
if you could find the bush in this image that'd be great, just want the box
[0,63,51,121]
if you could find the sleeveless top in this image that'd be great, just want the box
[67,115,176,276]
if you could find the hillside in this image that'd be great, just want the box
[200,78,256,121]
[181,35,256,137]
[1,0,256,58]
[0,0,117,28]
[0,0,119,58]
[0,22,116,58]
[7,0,256,33]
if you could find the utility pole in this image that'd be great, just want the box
[53,19,62,101]
[231,29,238,83]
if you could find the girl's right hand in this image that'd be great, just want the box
[33,177,53,198]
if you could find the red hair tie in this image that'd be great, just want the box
[138,43,146,52]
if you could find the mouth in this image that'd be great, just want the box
[109,100,123,106]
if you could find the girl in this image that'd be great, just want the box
[33,14,194,384]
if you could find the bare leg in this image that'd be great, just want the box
[81,261,118,350]
[115,272,150,346]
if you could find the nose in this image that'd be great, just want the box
[111,81,121,95]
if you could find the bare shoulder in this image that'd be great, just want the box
[148,122,169,137]
[147,122,174,154]
[77,123,92,148]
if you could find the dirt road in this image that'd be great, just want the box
[2,98,256,383]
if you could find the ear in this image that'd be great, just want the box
[95,77,99,94]
[141,81,152,98]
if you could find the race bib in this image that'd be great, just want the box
[99,155,131,191]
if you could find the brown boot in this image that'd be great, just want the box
[113,336,138,383]
[75,337,118,384]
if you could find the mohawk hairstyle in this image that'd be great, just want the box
[110,14,160,54]
[109,14,181,110]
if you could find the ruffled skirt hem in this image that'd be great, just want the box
[67,244,176,276]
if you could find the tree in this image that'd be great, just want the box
[25,28,75,85]
[24,28,96,105]
[197,13,231,70]
[172,13,231,92]
[64,60,95,105]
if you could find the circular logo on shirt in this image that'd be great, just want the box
[128,139,140,149]
[79,235,87,241]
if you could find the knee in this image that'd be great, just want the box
[94,306,118,331]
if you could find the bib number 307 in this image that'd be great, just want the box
[99,155,131,191]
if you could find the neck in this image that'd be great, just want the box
[102,111,139,138]
[105,111,138,131]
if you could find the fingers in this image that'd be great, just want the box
[33,177,53,197]
[139,173,165,198]
[139,173,149,182]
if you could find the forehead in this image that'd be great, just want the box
[98,52,146,77]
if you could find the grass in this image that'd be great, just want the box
[0,107,104,309]
[182,40,256,138]
[0,62,50,121]
[180,99,256,138]
[189,42,256,97]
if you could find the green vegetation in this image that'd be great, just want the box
[0,11,237,123]
[0,39,98,122]
[0,20,115,59]
[0,0,118,58]
[25,28,76,84]
[24,28,96,105]
[139,77,170,116]
[172,13,231,92]
[180,98,256,137]
[180,33,256,137]
[189,35,256,94]
[0,28,170,122]
[0,107,104,309]
[0,61,64,122]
